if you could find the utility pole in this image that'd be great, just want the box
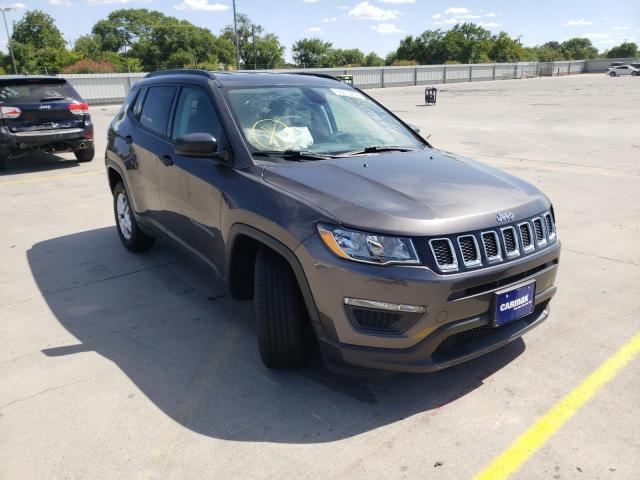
[1,7,18,74]
[232,0,241,70]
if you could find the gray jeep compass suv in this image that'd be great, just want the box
[105,70,560,373]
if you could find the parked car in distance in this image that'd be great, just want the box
[105,70,560,374]
[607,65,640,76]
[608,61,625,67]
[0,76,94,170]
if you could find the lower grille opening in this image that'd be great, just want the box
[433,325,500,359]
[346,305,423,334]
[432,303,547,361]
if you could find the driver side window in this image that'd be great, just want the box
[172,87,224,143]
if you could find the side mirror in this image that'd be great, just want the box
[407,123,421,133]
[175,133,230,164]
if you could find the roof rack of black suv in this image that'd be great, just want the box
[290,72,342,82]
[144,69,214,79]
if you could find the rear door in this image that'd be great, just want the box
[0,78,86,132]
[126,84,178,222]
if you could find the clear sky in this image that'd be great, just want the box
[1,0,639,59]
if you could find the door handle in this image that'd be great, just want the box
[159,154,174,166]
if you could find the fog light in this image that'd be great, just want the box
[344,297,426,313]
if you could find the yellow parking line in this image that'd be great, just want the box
[474,331,640,480]
[0,170,104,187]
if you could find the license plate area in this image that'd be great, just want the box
[493,281,536,327]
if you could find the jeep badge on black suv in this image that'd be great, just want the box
[105,70,560,374]
[0,76,94,170]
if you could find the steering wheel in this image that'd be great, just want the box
[251,118,291,150]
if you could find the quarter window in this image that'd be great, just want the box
[139,86,177,136]
[172,87,223,142]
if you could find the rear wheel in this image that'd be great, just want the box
[254,248,306,368]
[75,146,94,163]
[113,181,154,252]
[632,71,639,76]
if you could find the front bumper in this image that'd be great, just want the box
[297,234,560,373]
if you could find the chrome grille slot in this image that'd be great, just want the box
[481,231,502,262]
[457,235,481,267]
[544,212,556,241]
[501,226,520,257]
[519,222,534,252]
[532,217,547,246]
[429,238,458,272]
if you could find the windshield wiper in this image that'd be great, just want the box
[253,150,330,161]
[334,146,417,157]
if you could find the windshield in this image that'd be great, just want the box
[0,79,81,104]
[224,85,425,157]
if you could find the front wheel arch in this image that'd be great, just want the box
[225,224,321,327]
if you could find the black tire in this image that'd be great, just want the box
[75,146,94,163]
[609,71,616,77]
[632,71,639,76]
[254,248,306,368]
[0,155,7,171]
[113,181,155,252]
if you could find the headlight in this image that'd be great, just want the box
[317,224,419,265]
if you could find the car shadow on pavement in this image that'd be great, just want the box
[28,226,525,444]
[0,151,79,175]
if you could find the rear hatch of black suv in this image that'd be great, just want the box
[0,77,87,132]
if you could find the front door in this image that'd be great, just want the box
[158,86,227,275]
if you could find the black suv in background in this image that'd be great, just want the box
[106,70,559,374]
[0,76,94,170]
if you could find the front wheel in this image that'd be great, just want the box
[254,248,306,368]
[75,146,94,163]
[609,71,616,77]
[113,182,155,252]
[632,71,639,76]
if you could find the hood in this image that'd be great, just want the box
[262,149,550,236]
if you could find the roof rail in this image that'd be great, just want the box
[144,69,214,79]
[290,72,341,82]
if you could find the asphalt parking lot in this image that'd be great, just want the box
[1,74,638,479]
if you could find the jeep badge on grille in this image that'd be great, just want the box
[496,211,515,222]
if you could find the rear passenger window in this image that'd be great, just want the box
[172,87,224,142]
[139,86,177,136]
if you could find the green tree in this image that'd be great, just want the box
[364,51,384,66]
[442,23,492,63]
[12,10,65,50]
[73,35,103,59]
[607,42,638,58]
[91,9,228,70]
[9,10,74,73]
[489,32,525,62]
[560,37,598,60]
[329,48,365,66]
[221,13,285,68]
[291,38,333,67]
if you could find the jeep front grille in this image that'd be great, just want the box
[482,231,501,262]
[458,235,481,267]
[429,238,457,271]
[502,226,519,257]
[425,211,556,273]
